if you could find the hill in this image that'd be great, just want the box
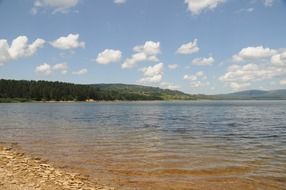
[90,83,193,100]
[0,79,194,102]
[213,89,286,100]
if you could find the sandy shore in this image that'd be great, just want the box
[0,145,115,190]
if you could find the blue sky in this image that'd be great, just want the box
[0,0,286,94]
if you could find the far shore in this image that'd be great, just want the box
[0,144,114,190]
[0,99,199,103]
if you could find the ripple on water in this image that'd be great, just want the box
[0,101,285,190]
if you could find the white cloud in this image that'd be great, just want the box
[122,41,160,69]
[139,63,164,83]
[196,71,205,77]
[264,0,274,6]
[233,46,276,62]
[168,64,178,69]
[184,74,197,81]
[177,39,199,54]
[142,62,163,77]
[139,75,162,83]
[229,82,251,91]
[185,0,225,15]
[160,82,179,90]
[122,53,147,69]
[184,71,209,88]
[220,64,272,83]
[53,63,68,70]
[271,51,286,66]
[72,68,88,75]
[0,40,11,66]
[35,62,68,76]
[222,47,286,90]
[0,36,45,66]
[32,0,79,14]
[35,63,52,76]
[280,80,286,86]
[52,63,68,74]
[133,41,160,55]
[184,71,206,81]
[190,81,210,88]
[192,56,214,66]
[114,0,126,4]
[96,49,122,64]
[51,34,85,50]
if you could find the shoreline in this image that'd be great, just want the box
[0,144,114,190]
[0,99,197,103]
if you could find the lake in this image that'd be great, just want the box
[0,101,285,189]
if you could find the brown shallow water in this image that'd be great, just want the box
[0,101,286,189]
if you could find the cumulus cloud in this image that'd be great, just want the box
[122,53,147,69]
[168,64,178,69]
[185,0,225,15]
[232,46,276,62]
[35,63,52,76]
[220,64,275,83]
[184,71,209,88]
[53,63,67,70]
[133,41,160,55]
[177,39,199,54]
[160,82,180,90]
[35,62,68,76]
[0,36,45,66]
[280,80,286,86]
[271,51,286,66]
[184,71,206,81]
[52,63,68,74]
[192,56,214,66]
[264,0,274,6]
[0,41,10,65]
[139,63,164,83]
[96,49,122,64]
[32,0,79,14]
[142,62,163,77]
[51,34,85,50]
[220,48,286,90]
[190,81,210,88]
[72,68,88,75]
[122,41,160,69]
[114,0,126,4]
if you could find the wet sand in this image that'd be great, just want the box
[0,145,114,190]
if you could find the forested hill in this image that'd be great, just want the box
[91,83,193,100]
[0,79,194,102]
[212,89,286,100]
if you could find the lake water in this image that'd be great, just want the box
[0,101,285,189]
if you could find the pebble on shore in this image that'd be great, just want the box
[0,145,115,190]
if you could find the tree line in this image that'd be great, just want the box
[0,79,192,102]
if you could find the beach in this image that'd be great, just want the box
[0,145,114,190]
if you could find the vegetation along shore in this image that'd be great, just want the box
[0,79,194,102]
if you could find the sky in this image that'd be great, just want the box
[0,0,286,94]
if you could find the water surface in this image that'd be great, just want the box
[0,101,285,189]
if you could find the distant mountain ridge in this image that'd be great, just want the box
[213,89,286,100]
[0,79,286,102]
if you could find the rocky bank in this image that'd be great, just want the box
[0,145,115,190]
